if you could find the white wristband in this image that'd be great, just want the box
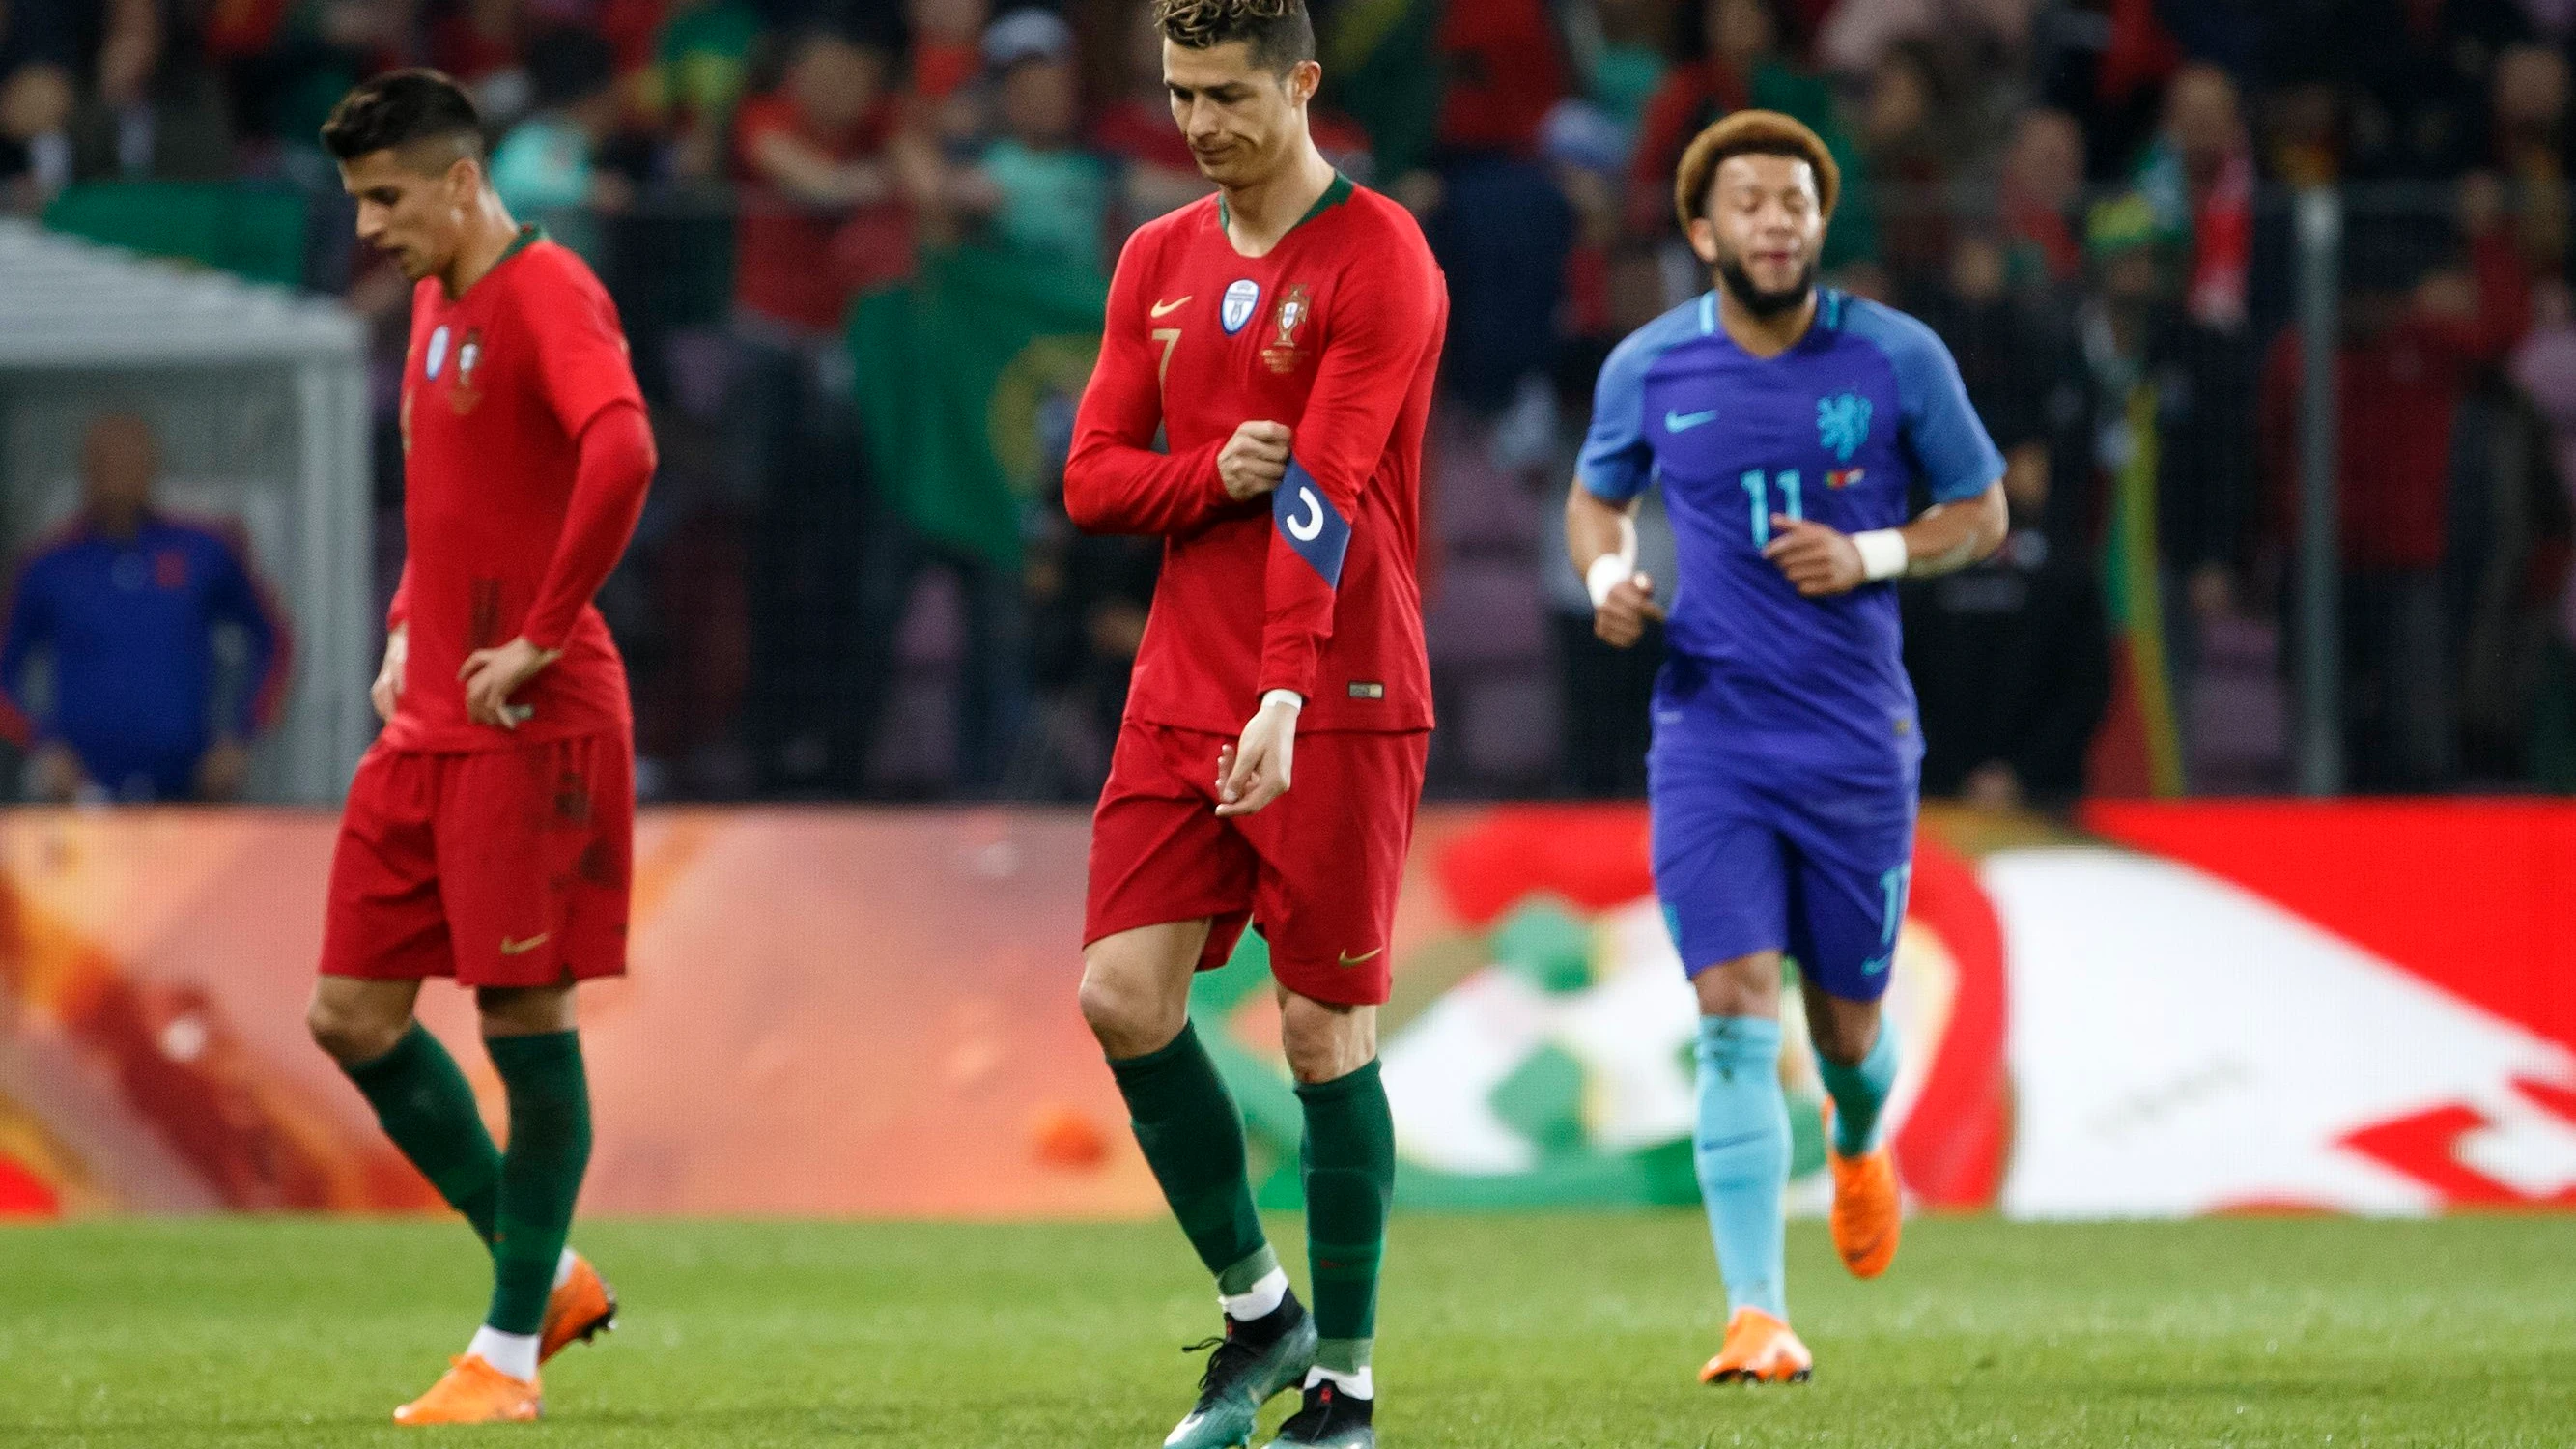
[1260,689,1304,713]
[1853,528,1910,582]
[1585,553,1636,609]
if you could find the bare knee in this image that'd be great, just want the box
[1078,938,1194,1060]
[1279,994,1375,1085]
[1692,952,1783,1021]
[1804,991,1882,1066]
[476,984,577,1038]
[307,986,412,1065]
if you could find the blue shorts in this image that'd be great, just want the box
[1648,728,1917,1004]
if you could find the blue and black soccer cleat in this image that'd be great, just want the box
[1262,1378,1373,1448]
[1163,1291,1318,1449]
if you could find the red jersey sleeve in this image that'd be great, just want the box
[1257,232,1444,701]
[1064,224,1234,536]
[529,259,646,442]
[520,256,653,650]
[522,402,657,650]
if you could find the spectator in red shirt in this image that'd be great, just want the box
[727,22,916,792]
[909,0,987,105]
[1999,107,2086,287]
[732,24,908,338]
[2259,178,2533,789]
[1626,0,1877,270]
[1091,1,1211,234]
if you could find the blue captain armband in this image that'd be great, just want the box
[1274,459,1351,587]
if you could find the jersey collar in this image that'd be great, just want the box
[1215,171,1354,239]
[450,224,546,300]
[1703,286,1847,357]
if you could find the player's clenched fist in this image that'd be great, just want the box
[1218,420,1292,501]
[1594,572,1665,648]
[1764,516,1867,597]
[371,625,409,724]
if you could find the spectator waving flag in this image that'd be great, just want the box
[847,245,1111,571]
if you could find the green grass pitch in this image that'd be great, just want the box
[2,1213,2570,1446]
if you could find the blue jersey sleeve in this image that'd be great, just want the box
[1847,299,2005,504]
[1576,327,1659,503]
[1578,297,1707,503]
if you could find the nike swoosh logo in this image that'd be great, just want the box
[1150,297,1192,318]
[498,933,551,956]
[1666,409,1720,432]
[1337,948,1384,967]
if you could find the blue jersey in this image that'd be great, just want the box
[0,515,287,799]
[1578,289,2002,774]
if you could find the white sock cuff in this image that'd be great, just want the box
[1219,1266,1290,1321]
[466,1325,540,1382]
[1306,1365,1374,1400]
[555,1248,579,1289]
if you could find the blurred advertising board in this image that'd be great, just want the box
[0,803,2564,1219]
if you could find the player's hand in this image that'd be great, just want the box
[1215,696,1298,817]
[1593,571,1664,648]
[459,636,563,730]
[1764,517,1868,597]
[1219,421,1293,502]
[371,625,409,724]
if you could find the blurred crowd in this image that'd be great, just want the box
[8,0,2576,804]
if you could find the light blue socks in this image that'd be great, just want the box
[1693,1015,1789,1321]
[1817,1022,1900,1158]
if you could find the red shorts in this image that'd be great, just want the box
[1084,722,1429,1007]
[321,734,634,988]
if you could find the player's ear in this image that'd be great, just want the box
[1687,215,1722,267]
[443,155,479,210]
[1285,58,1320,109]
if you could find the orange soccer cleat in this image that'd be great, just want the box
[1828,1142,1903,1279]
[392,1355,541,1425]
[541,1252,618,1364]
[1699,1307,1813,1384]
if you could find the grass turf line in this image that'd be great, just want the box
[0,1214,2569,1447]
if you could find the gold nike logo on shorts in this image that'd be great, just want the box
[498,933,551,956]
[1337,948,1383,967]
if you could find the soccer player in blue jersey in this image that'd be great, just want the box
[1567,111,2008,1384]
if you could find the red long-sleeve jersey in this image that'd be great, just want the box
[1066,175,1447,734]
[387,228,654,752]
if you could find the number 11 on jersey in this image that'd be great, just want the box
[1740,469,1803,545]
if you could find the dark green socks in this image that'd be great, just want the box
[342,1023,502,1245]
[1298,1058,1394,1377]
[483,1031,594,1335]
[1108,1021,1277,1293]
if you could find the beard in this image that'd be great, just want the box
[1715,250,1818,319]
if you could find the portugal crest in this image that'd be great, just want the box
[450,327,485,414]
[1262,283,1313,374]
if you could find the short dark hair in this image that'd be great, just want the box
[1154,0,1315,73]
[320,70,486,168]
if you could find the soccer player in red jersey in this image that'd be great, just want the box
[1064,4,1445,1446]
[302,71,651,1426]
